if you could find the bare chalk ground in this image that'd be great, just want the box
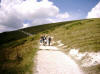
[34,46,84,74]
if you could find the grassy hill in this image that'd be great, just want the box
[50,18,100,52]
[0,18,100,74]
[0,21,73,74]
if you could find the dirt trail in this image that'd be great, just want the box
[20,30,33,36]
[34,46,84,74]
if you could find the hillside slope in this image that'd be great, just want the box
[0,21,73,74]
[0,18,100,74]
[50,18,100,52]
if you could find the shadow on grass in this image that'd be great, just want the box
[82,64,100,74]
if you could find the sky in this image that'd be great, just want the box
[0,0,100,33]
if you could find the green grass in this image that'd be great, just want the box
[0,18,100,74]
[0,20,73,49]
[0,35,39,74]
[50,18,100,52]
[0,21,73,74]
[82,64,100,74]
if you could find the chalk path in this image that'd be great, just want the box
[34,46,83,74]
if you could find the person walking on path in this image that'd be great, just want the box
[40,35,44,45]
[43,35,48,46]
[48,36,51,46]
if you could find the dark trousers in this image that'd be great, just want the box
[48,41,51,46]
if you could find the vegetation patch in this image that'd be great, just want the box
[50,18,100,52]
[0,18,100,74]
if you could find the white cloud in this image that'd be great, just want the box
[0,0,70,33]
[87,2,100,18]
[56,12,70,19]
[23,23,29,28]
[32,18,53,25]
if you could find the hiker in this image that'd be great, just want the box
[40,35,44,45]
[40,34,52,46]
[43,35,47,46]
[48,36,51,46]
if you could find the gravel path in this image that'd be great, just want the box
[34,46,84,74]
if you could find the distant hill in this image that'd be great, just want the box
[0,18,100,74]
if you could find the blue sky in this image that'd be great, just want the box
[52,0,99,12]
[0,0,100,33]
[52,0,100,19]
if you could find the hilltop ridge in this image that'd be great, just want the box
[0,18,100,74]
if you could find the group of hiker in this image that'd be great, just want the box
[40,34,52,46]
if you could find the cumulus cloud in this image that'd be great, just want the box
[56,12,70,19]
[87,2,100,18]
[0,0,70,33]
